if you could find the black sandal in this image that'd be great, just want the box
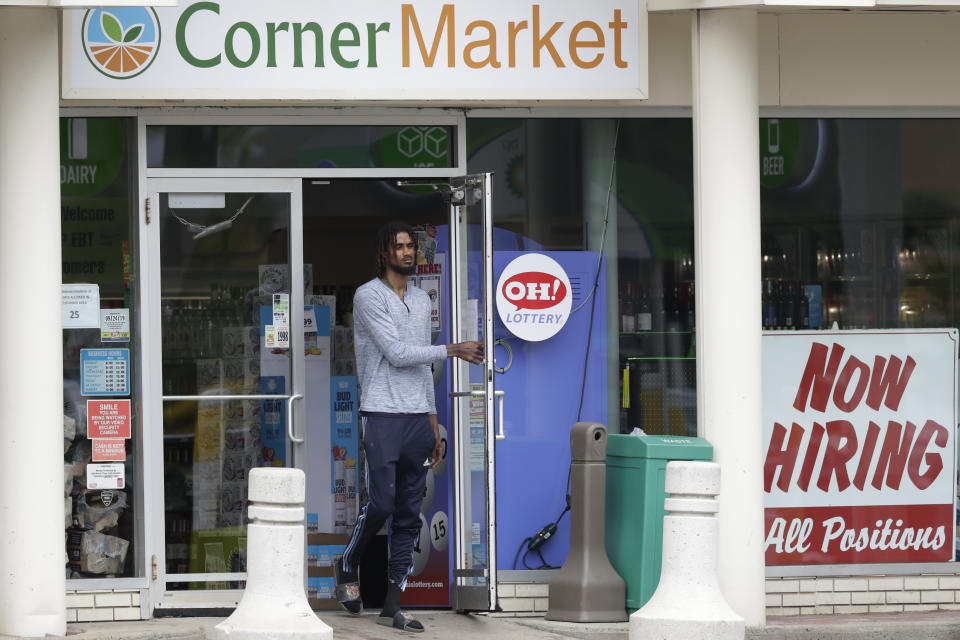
[333,558,362,616]
[376,610,424,633]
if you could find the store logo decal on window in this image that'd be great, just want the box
[82,8,161,80]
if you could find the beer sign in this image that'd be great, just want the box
[763,330,958,565]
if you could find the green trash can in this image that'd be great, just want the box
[605,434,713,612]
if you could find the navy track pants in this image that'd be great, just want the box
[341,412,436,590]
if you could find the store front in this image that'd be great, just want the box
[59,111,623,616]
[9,0,960,635]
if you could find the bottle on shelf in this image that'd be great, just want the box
[620,281,636,333]
[782,281,796,329]
[683,282,695,331]
[654,287,666,332]
[636,287,652,331]
[797,281,810,330]
[667,286,681,331]
[762,280,777,330]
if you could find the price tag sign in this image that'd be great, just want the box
[87,399,131,438]
[100,308,130,342]
[273,293,290,329]
[86,463,125,490]
[80,348,130,396]
[62,283,100,329]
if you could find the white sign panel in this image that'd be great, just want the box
[762,329,958,566]
[62,283,100,329]
[62,1,647,101]
[86,462,126,490]
[496,253,572,342]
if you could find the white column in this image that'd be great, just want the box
[0,7,66,638]
[691,8,765,628]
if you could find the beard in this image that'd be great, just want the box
[390,261,417,277]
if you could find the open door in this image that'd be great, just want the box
[448,173,502,612]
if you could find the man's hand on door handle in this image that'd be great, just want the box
[447,341,484,365]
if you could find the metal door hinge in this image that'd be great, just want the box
[151,554,158,581]
[145,197,152,225]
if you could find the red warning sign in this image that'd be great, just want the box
[87,399,131,439]
[92,439,126,462]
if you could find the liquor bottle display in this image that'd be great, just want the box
[761,279,821,330]
[618,271,697,436]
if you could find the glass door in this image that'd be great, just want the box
[449,173,500,611]
[145,179,305,608]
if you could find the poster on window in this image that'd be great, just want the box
[763,329,958,566]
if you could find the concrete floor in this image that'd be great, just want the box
[30,609,960,640]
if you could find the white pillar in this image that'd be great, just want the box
[691,8,765,628]
[0,7,66,638]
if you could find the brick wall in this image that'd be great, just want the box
[766,575,960,616]
[66,589,142,622]
[493,583,550,617]
[500,577,960,617]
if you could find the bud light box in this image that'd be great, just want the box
[307,533,347,567]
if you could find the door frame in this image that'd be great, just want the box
[448,173,499,612]
[136,109,473,614]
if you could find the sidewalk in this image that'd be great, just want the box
[37,609,960,640]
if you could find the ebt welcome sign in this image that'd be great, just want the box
[762,329,958,566]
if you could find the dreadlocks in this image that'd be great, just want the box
[375,221,418,278]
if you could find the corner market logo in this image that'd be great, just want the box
[82,8,160,79]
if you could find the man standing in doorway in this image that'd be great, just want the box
[335,222,483,633]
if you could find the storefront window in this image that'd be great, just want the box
[761,119,960,331]
[466,118,695,571]
[760,119,960,568]
[61,117,141,579]
[467,118,696,438]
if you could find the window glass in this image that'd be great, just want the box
[61,117,141,579]
[760,118,959,331]
[467,118,696,437]
[147,125,455,169]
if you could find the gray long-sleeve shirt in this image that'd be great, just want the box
[352,278,447,415]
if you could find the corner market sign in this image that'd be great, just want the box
[63,0,647,102]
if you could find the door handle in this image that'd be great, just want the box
[449,390,506,440]
[287,393,304,443]
[494,390,505,441]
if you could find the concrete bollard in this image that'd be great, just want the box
[630,461,744,640]
[214,468,333,640]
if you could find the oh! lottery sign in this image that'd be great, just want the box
[496,253,572,342]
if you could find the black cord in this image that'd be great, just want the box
[512,537,533,570]
[576,119,621,423]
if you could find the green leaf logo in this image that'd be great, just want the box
[123,24,143,43]
[101,12,123,44]
[83,8,161,80]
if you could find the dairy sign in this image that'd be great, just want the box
[63,1,647,101]
[763,330,958,566]
[496,253,571,342]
